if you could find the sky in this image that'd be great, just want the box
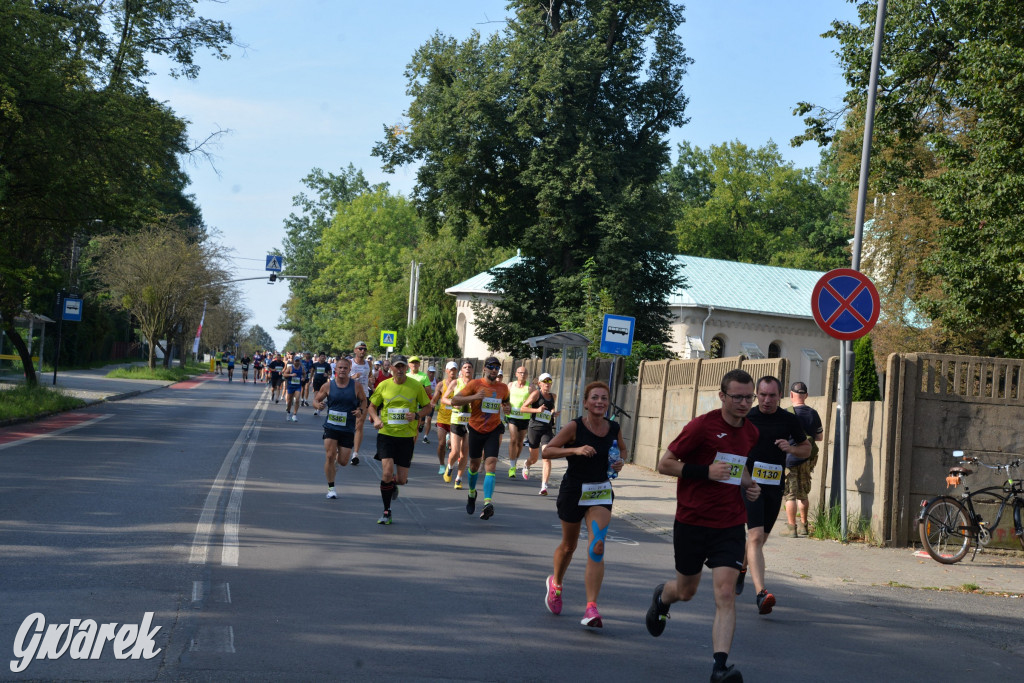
[147,0,862,351]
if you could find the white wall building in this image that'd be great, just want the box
[446,254,837,394]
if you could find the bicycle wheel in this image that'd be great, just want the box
[919,496,972,564]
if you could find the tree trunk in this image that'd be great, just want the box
[147,335,157,369]
[2,320,37,386]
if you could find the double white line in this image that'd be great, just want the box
[189,390,269,566]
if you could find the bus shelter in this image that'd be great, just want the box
[522,331,591,428]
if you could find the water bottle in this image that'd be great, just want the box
[607,440,622,480]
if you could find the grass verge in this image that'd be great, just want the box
[0,385,86,421]
[810,504,879,544]
[106,362,207,382]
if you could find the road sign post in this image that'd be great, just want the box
[600,314,635,418]
[811,268,880,541]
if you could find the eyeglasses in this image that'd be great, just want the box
[725,393,756,403]
[485,363,501,370]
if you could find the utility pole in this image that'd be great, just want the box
[407,261,421,326]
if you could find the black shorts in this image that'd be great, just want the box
[508,417,530,431]
[673,521,746,576]
[451,424,467,437]
[745,485,784,534]
[556,477,613,524]
[323,429,354,448]
[270,375,283,387]
[377,433,415,468]
[467,425,502,460]
[527,424,554,449]
[312,377,328,391]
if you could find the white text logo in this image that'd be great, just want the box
[10,612,162,673]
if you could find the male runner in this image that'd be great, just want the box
[366,355,434,525]
[421,364,438,442]
[300,352,314,406]
[407,356,431,439]
[283,355,305,421]
[267,353,286,403]
[786,381,822,536]
[225,351,236,382]
[240,354,251,383]
[432,361,459,475]
[349,341,374,465]
[310,352,333,416]
[450,356,510,520]
[506,366,532,479]
[737,375,809,613]
[644,368,762,683]
[312,357,367,499]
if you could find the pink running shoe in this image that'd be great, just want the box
[545,575,562,615]
[581,604,602,628]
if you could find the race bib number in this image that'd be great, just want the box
[579,481,613,506]
[386,407,409,425]
[316,367,326,374]
[536,409,552,424]
[290,376,301,385]
[713,452,747,486]
[752,461,783,485]
[509,407,525,420]
[326,410,348,427]
[481,397,501,414]
[450,410,467,425]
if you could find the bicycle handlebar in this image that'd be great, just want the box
[609,402,631,420]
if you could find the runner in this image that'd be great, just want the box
[643,368,761,683]
[421,364,438,443]
[450,356,510,520]
[310,352,332,416]
[432,361,459,475]
[311,357,367,499]
[267,353,286,403]
[442,361,474,489]
[542,381,627,628]
[737,375,810,614]
[407,356,431,439]
[252,351,264,383]
[521,373,560,495]
[214,349,224,375]
[283,355,305,422]
[366,355,434,525]
[349,341,375,466]
[225,350,236,382]
[240,354,251,383]
[300,352,314,406]
[506,366,532,479]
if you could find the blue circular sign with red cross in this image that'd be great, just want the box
[811,268,880,341]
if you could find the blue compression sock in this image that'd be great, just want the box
[468,469,479,491]
[483,472,495,501]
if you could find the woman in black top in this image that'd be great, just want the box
[541,381,628,629]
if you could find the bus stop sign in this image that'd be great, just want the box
[811,268,880,341]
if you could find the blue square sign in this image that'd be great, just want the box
[62,297,83,322]
[600,314,634,356]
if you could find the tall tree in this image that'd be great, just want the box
[796,0,1024,356]
[374,0,690,346]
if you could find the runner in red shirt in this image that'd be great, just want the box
[643,368,761,683]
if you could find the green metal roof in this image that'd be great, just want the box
[446,254,827,320]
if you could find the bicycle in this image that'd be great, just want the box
[917,450,1024,564]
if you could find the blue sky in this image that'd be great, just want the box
[147,0,861,351]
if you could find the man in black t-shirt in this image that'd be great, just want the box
[739,375,810,616]
[267,353,286,404]
[787,381,823,536]
[310,353,332,416]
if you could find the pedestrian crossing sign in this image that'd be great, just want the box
[265,255,283,272]
[380,330,397,346]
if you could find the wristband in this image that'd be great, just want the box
[681,463,709,480]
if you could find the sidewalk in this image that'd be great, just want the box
[611,463,1024,597]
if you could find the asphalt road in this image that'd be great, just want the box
[1,376,1022,681]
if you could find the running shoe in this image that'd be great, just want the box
[454,479,463,490]
[438,465,446,475]
[539,483,548,496]
[292,414,298,422]
[544,575,562,615]
[710,664,743,683]
[480,502,494,520]
[466,491,476,514]
[645,583,670,636]
[285,414,290,422]
[313,410,320,416]
[350,454,359,466]
[735,568,747,596]
[377,511,392,525]
[580,604,602,628]
[422,436,429,444]
[522,466,530,480]
[326,488,337,499]
[508,466,516,479]
[756,589,775,615]
[443,466,453,483]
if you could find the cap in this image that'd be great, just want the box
[445,361,458,371]
[428,365,436,372]
[483,356,501,368]
[354,341,368,349]
[374,360,382,366]
[391,354,409,366]
[791,381,809,394]
[408,355,421,362]
[539,372,553,382]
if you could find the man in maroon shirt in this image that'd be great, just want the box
[643,368,761,683]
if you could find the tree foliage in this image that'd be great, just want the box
[852,334,881,401]
[374,0,690,346]
[796,0,1024,357]
[405,308,461,358]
